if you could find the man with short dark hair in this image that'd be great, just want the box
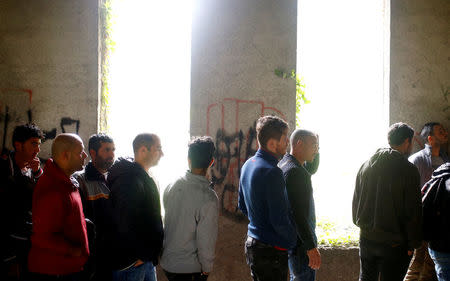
[161,136,218,281]
[279,129,320,281]
[28,134,89,281]
[74,133,115,280]
[108,133,164,281]
[0,123,43,281]
[353,122,422,281]
[405,122,448,281]
[238,115,297,281]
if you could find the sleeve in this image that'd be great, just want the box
[196,194,219,272]
[32,190,76,255]
[404,166,423,249]
[266,168,296,248]
[285,169,317,250]
[304,153,320,175]
[238,179,248,216]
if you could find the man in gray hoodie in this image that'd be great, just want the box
[161,136,219,281]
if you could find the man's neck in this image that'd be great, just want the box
[290,151,306,165]
[135,158,150,172]
[191,168,207,176]
[53,160,73,178]
[430,144,441,157]
[92,162,107,174]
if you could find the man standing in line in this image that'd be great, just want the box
[353,122,422,281]
[279,129,321,281]
[0,124,43,281]
[28,134,89,281]
[74,133,115,280]
[161,136,219,281]
[421,162,450,281]
[108,133,164,281]
[405,122,448,281]
[238,115,297,281]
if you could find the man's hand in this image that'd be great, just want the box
[27,157,41,173]
[307,248,321,270]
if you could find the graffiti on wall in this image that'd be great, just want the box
[0,88,80,155]
[207,98,286,222]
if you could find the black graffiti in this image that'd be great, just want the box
[0,107,80,155]
[211,122,257,222]
[60,117,80,134]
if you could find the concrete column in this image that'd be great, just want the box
[390,0,450,139]
[189,0,297,280]
[0,0,99,156]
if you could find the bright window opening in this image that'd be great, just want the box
[107,0,192,190]
[297,0,390,243]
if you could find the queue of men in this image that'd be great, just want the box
[1,118,450,281]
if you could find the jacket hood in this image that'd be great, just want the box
[108,157,142,185]
[368,148,406,168]
[431,162,450,179]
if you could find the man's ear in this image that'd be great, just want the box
[89,149,96,159]
[13,141,22,152]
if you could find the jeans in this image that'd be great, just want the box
[359,238,411,281]
[112,261,156,281]
[288,247,316,281]
[164,270,208,281]
[428,248,450,281]
[245,236,289,281]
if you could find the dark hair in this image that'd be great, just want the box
[88,133,114,153]
[133,133,157,154]
[420,122,440,143]
[188,136,215,169]
[256,116,289,148]
[388,122,414,146]
[12,123,43,150]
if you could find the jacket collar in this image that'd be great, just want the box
[255,148,279,165]
[85,162,106,182]
[44,158,79,190]
[185,170,210,185]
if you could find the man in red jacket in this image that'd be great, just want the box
[28,133,89,281]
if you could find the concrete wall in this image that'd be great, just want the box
[390,0,450,147]
[0,0,99,157]
[188,0,297,280]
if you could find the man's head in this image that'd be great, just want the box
[12,123,43,161]
[133,133,163,170]
[290,129,319,163]
[88,134,115,173]
[52,134,87,176]
[420,122,448,148]
[188,136,215,174]
[256,115,289,158]
[388,122,415,156]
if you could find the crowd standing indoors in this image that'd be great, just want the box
[1,118,449,281]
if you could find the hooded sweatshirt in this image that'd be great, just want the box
[352,148,422,250]
[107,157,163,270]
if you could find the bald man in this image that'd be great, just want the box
[28,134,89,281]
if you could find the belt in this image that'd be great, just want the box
[246,236,287,251]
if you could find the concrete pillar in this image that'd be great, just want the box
[390,0,450,139]
[0,0,99,156]
[189,0,297,280]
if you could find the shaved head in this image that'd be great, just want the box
[290,129,316,147]
[52,134,83,159]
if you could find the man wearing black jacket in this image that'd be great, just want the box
[353,122,422,281]
[279,129,320,281]
[108,133,164,281]
[422,162,450,281]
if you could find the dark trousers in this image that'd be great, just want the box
[245,236,289,281]
[163,271,208,281]
[359,238,412,281]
